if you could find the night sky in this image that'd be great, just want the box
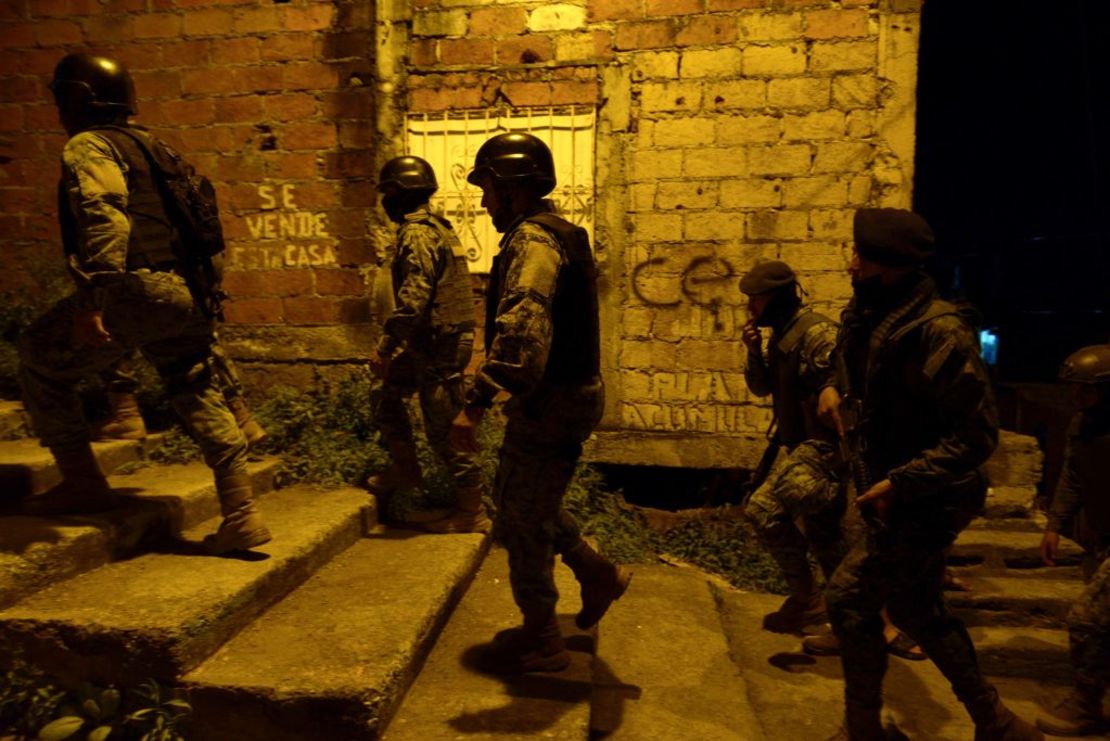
[915,0,1110,382]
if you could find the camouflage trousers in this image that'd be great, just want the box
[374,339,480,489]
[100,335,245,400]
[745,440,846,584]
[826,509,993,710]
[18,271,248,479]
[1069,548,1110,687]
[494,385,601,614]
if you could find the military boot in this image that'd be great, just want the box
[409,485,492,534]
[365,440,424,497]
[967,686,1045,741]
[476,608,571,674]
[91,392,147,441]
[763,572,827,633]
[561,538,632,629]
[203,473,272,555]
[1037,684,1107,737]
[21,443,116,516]
[226,395,268,447]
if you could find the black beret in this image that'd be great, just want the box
[853,208,935,266]
[739,260,796,296]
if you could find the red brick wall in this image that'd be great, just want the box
[0,0,377,386]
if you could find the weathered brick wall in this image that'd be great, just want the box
[394,0,922,467]
[1,0,923,469]
[0,0,379,389]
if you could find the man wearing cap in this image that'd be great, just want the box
[818,208,1041,740]
[450,132,629,673]
[1036,345,1110,737]
[739,260,843,634]
[366,155,488,533]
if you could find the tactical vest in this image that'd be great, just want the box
[396,212,475,333]
[769,310,836,447]
[485,212,600,386]
[59,127,178,271]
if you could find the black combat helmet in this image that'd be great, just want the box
[1058,345,1110,385]
[50,53,137,115]
[467,132,556,196]
[377,155,437,195]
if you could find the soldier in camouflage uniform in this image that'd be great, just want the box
[1036,345,1110,737]
[819,208,1041,740]
[451,132,630,673]
[17,53,269,555]
[739,260,844,633]
[366,155,489,533]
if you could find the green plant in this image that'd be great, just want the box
[0,645,66,739]
[36,682,120,741]
[123,681,190,741]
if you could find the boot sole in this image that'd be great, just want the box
[576,567,632,630]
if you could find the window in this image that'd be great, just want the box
[406,106,596,273]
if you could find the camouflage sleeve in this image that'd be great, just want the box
[378,223,440,356]
[1046,416,1084,534]
[799,320,838,393]
[61,131,130,305]
[887,316,1000,503]
[469,222,563,406]
[744,346,772,397]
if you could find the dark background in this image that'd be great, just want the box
[915,0,1110,383]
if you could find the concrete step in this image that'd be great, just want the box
[983,486,1039,519]
[590,564,765,740]
[950,526,1085,569]
[968,513,1047,533]
[0,400,29,440]
[0,433,167,504]
[968,625,1072,684]
[383,546,594,741]
[0,485,374,686]
[0,457,280,610]
[946,574,1084,628]
[949,562,1085,582]
[185,530,489,741]
[715,588,1083,740]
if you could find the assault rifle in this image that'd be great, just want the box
[839,395,886,533]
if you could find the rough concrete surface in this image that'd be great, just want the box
[0,486,372,685]
[715,588,1102,740]
[951,526,1084,568]
[0,434,165,502]
[591,563,765,741]
[0,459,279,610]
[0,400,28,440]
[184,530,489,741]
[947,574,1084,628]
[384,546,594,741]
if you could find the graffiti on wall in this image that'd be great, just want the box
[228,182,338,270]
[631,254,742,332]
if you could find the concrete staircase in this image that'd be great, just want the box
[1,410,1098,740]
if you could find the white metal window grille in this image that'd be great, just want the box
[405,106,596,274]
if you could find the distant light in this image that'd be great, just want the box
[980,329,999,365]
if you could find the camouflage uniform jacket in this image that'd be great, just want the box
[377,206,474,358]
[834,273,999,512]
[467,206,583,410]
[58,129,143,307]
[746,309,838,448]
[1047,410,1110,543]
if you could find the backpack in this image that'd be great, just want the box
[94,126,228,318]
